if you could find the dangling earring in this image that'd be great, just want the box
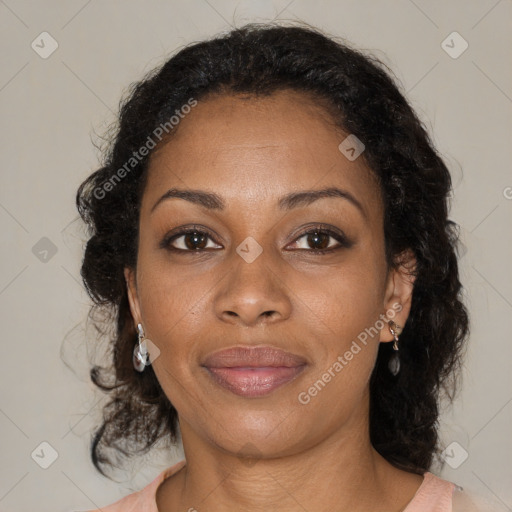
[133,323,150,372]
[387,320,403,376]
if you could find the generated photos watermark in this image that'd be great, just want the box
[298,302,403,405]
[93,97,198,200]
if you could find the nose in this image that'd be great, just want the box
[213,247,292,327]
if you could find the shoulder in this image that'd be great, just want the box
[79,459,186,512]
[417,474,500,512]
[452,487,480,512]
[452,485,505,512]
[404,472,455,511]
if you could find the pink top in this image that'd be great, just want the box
[85,460,461,512]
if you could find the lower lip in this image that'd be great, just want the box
[205,366,305,397]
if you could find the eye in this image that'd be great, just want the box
[161,224,351,254]
[161,227,222,252]
[287,225,352,253]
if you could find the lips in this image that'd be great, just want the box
[202,346,307,397]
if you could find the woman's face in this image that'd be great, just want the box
[126,89,413,459]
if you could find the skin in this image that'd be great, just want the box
[125,89,421,512]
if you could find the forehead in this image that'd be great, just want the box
[144,90,382,215]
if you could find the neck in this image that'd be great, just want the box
[156,403,423,512]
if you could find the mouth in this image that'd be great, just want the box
[201,346,307,397]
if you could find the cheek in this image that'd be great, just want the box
[298,254,386,338]
[133,249,224,405]
[134,227,387,404]
[136,265,206,356]
[135,266,208,415]
[290,274,383,416]
[292,255,386,388]
[135,233,211,323]
[305,284,380,366]
[136,236,387,354]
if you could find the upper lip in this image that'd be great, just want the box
[202,346,307,368]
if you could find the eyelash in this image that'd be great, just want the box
[160,224,352,255]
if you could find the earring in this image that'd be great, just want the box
[387,320,403,376]
[133,323,150,372]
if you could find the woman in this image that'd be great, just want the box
[77,23,477,511]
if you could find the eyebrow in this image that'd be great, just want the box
[151,187,366,218]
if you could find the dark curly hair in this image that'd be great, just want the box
[76,22,469,478]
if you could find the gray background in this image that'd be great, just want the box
[0,1,511,511]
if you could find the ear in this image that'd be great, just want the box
[124,266,142,328]
[379,249,417,342]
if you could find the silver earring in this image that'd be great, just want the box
[387,320,403,376]
[133,323,150,372]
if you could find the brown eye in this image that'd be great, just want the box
[306,231,331,250]
[183,232,208,250]
[286,225,353,254]
[162,228,222,252]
